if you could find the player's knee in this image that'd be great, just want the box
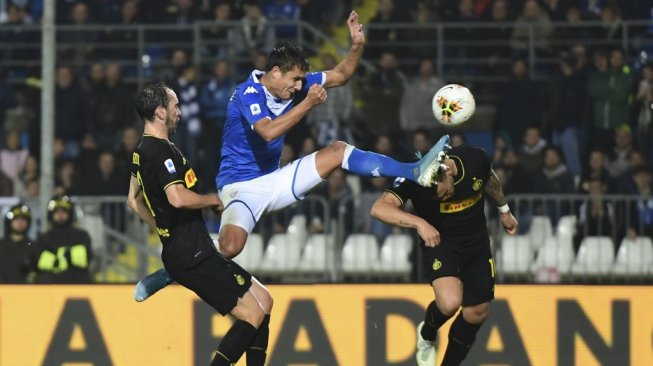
[437,297,462,316]
[219,239,243,259]
[327,141,347,159]
[463,303,489,324]
[242,306,265,328]
[262,292,274,313]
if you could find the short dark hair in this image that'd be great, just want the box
[135,82,169,122]
[266,42,309,73]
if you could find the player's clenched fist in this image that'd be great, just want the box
[306,84,327,106]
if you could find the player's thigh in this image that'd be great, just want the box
[219,180,271,234]
[460,241,495,307]
[268,152,324,210]
[248,276,273,313]
[170,254,253,316]
[423,245,464,312]
[230,290,265,327]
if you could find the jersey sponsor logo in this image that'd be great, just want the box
[439,192,482,213]
[235,274,245,286]
[164,159,176,174]
[243,86,258,95]
[472,177,483,191]
[184,168,198,188]
[432,259,442,270]
[132,152,140,166]
[250,103,261,116]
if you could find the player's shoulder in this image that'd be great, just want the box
[137,135,173,159]
[236,71,265,97]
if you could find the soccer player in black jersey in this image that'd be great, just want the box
[371,136,518,366]
[127,82,272,366]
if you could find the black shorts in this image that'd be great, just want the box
[421,237,495,306]
[167,252,252,315]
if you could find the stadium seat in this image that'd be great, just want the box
[531,236,575,277]
[341,234,379,275]
[571,236,614,276]
[612,237,653,275]
[377,234,413,277]
[297,234,334,273]
[79,213,105,255]
[227,233,264,272]
[287,214,307,245]
[556,215,577,238]
[528,216,553,251]
[497,235,532,275]
[259,233,303,273]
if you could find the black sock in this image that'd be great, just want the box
[246,314,270,366]
[211,320,258,366]
[441,312,483,366]
[421,300,454,342]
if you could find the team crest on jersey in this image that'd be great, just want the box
[184,168,197,188]
[250,103,261,116]
[472,177,483,191]
[433,259,442,270]
[164,159,176,173]
[235,274,245,285]
[243,86,258,95]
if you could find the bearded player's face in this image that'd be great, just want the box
[164,89,180,136]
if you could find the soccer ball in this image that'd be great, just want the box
[432,84,476,126]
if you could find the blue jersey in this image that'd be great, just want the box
[216,70,325,189]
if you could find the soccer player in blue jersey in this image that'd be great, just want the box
[135,11,451,301]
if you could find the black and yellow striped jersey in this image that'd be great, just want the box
[131,134,214,269]
[388,145,491,249]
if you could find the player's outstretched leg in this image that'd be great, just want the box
[133,267,174,302]
[339,135,451,187]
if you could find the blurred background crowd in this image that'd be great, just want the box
[2,0,653,283]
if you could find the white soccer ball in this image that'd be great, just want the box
[432,84,476,126]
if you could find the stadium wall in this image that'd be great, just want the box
[1,285,651,365]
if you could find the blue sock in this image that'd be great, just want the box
[343,147,418,181]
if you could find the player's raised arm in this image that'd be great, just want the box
[371,191,441,247]
[323,10,365,88]
[484,168,518,235]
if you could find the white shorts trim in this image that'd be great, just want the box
[218,152,324,234]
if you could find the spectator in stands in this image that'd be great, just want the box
[598,4,623,43]
[510,0,554,57]
[264,0,300,39]
[200,59,235,188]
[540,0,566,21]
[500,148,533,194]
[367,0,410,58]
[58,2,98,65]
[32,195,93,284]
[0,3,36,65]
[625,167,653,239]
[89,0,121,24]
[606,124,634,178]
[202,2,234,58]
[233,1,276,60]
[0,203,34,283]
[75,133,101,178]
[495,58,542,148]
[549,51,585,177]
[574,177,615,253]
[14,154,38,198]
[615,149,649,194]
[518,126,546,174]
[0,67,17,141]
[360,52,406,136]
[580,149,612,193]
[0,129,29,184]
[83,151,128,196]
[412,129,432,156]
[479,0,513,74]
[55,65,87,155]
[556,8,594,49]
[635,61,653,158]
[307,53,354,147]
[91,63,137,151]
[400,59,446,133]
[98,0,139,60]
[587,48,634,153]
[171,64,202,165]
[535,146,576,194]
[405,1,440,59]
[115,126,140,174]
[54,159,80,195]
[161,48,189,85]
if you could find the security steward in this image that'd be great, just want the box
[0,203,34,283]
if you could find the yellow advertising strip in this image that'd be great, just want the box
[1,285,652,366]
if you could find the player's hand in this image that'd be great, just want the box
[347,10,365,46]
[417,220,440,247]
[500,211,518,235]
[210,195,224,215]
[306,84,327,106]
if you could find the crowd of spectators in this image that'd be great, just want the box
[1,0,653,250]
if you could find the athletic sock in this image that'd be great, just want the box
[211,320,257,366]
[342,146,418,180]
[421,300,454,341]
[441,312,483,366]
[246,314,270,366]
